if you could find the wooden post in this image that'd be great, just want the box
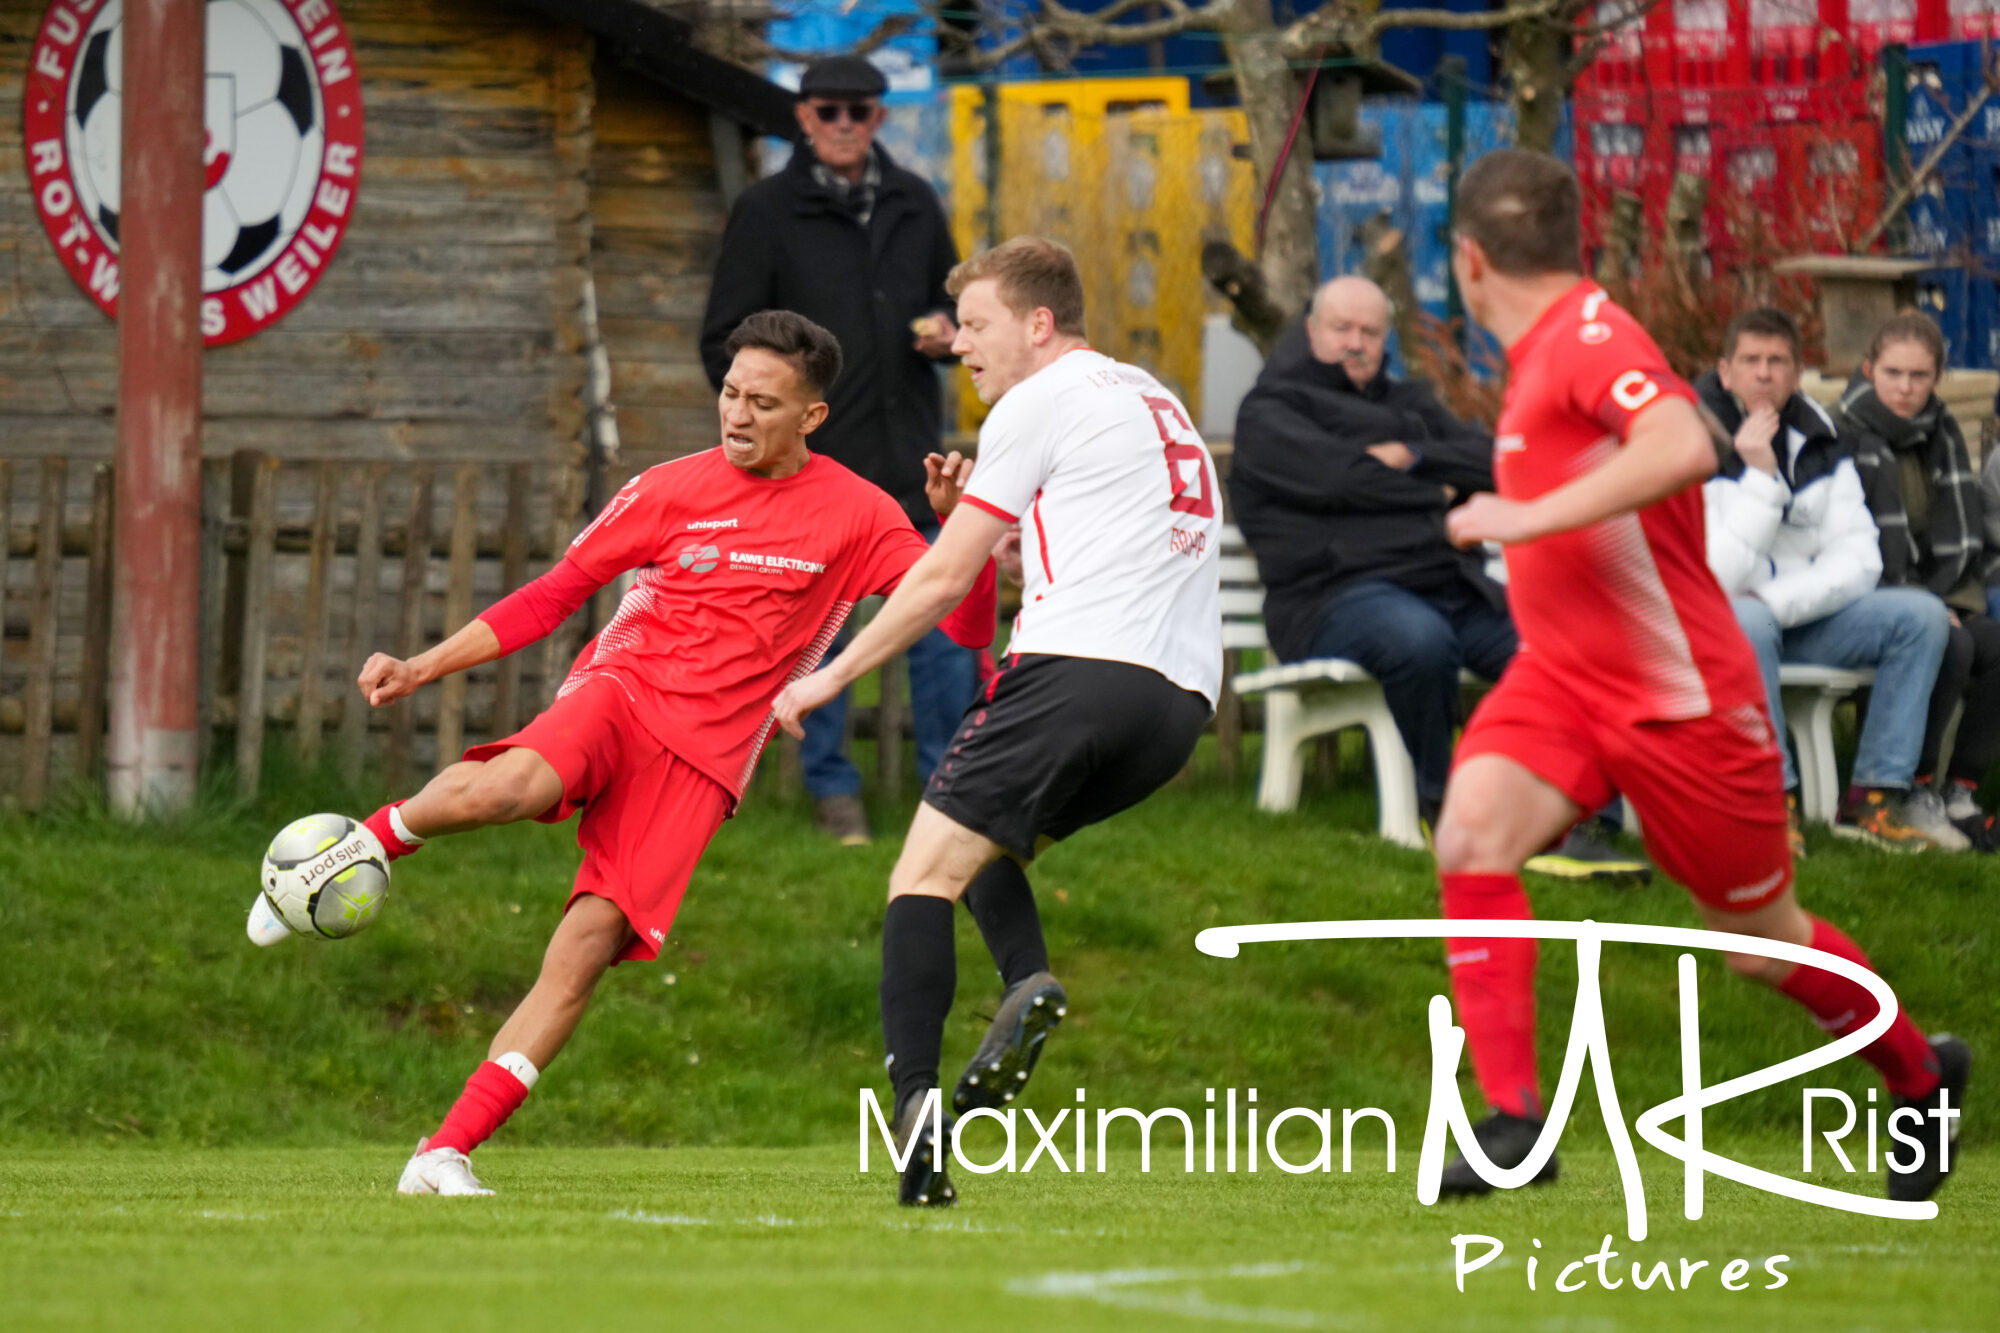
[108,0,205,815]
[234,456,279,798]
[294,462,339,765]
[0,462,9,760]
[1216,654,1242,780]
[76,464,116,788]
[434,464,480,766]
[195,459,229,772]
[539,467,582,710]
[339,463,388,786]
[587,464,628,637]
[21,460,67,810]
[876,653,905,793]
[776,733,802,799]
[386,468,434,790]
[493,463,531,737]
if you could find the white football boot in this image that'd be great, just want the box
[396,1137,495,1196]
[246,891,294,948]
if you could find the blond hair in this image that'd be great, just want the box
[946,236,1087,336]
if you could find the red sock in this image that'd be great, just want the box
[1778,916,1939,1099]
[365,802,422,861]
[1440,872,1542,1118]
[428,1061,533,1156]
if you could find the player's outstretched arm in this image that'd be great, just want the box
[771,505,1009,737]
[357,555,608,707]
[357,618,504,708]
[1447,396,1716,548]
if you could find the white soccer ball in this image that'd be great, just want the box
[260,813,390,940]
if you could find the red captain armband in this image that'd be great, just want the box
[938,556,998,651]
[476,556,604,654]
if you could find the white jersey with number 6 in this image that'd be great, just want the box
[959,348,1222,704]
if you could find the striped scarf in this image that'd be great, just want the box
[1838,377,1984,605]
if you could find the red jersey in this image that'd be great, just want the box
[496,449,962,802]
[1495,281,1763,723]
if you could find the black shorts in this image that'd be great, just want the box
[923,653,1211,861]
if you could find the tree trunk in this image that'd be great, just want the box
[1504,20,1568,154]
[1212,0,1320,351]
[1360,212,1422,355]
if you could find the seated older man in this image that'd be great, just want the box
[1230,276,1514,831]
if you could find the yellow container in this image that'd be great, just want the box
[948,79,1253,435]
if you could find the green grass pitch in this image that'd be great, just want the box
[2,739,1996,1329]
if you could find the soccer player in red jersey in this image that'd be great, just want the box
[1433,150,1967,1201]
[258,311,997,1196]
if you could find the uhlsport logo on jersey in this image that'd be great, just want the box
[23,0,365,347]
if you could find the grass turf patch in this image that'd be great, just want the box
[0,745,1993,1149]
[1,1144,1995,1332]
[1,739,1995,1327]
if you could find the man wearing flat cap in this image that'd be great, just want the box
[700,53,973,846]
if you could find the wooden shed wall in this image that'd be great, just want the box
[0,0,601,466]
[0,0,732,797]
[590,53,722,474]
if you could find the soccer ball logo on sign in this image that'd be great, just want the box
[24,0,365,346]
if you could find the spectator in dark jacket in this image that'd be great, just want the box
[699,55,972,845]
[1840,312,2000,851]
[1230,276,1512,825]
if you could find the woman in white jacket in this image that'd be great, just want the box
[1698,307,1955,853]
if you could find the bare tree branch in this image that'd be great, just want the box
[1282,0,1570,59]
[1857,74,2000,252]
[931,0,1597,74]
[936,0,1223,73]
[747,13,925,64]
[1562,0,1662,41]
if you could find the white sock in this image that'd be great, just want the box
[493,1051,539,1091]
[388,803,427,848]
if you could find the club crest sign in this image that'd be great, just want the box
[23,0,364,346]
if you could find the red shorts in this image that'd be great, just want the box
[465,674,730,964]
[1455,656,1793,912]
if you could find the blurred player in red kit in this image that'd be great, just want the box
[1431,150,1967,1202]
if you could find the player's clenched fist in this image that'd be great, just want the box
[771,671,843,740]
[1446,492,1540,548]
[357,653,423,707]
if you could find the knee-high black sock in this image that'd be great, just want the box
[961,857,1049,990]
[881,894,956,1117]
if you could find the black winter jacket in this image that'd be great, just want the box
[699,142,959,525]
[1228,321,1502,663]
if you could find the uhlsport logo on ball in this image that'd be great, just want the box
[262,812,389,940]
[23,0,365,346]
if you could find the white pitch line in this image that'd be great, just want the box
[1006,1261,1356,1329]
[608,1209,710,1226]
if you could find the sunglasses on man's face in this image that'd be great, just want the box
[809,100,878,125]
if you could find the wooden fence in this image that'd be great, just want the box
[0,453,935,809]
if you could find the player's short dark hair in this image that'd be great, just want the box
[723,310,843,396]
[1452,149,1582,277]
[947,236,1088,336]
[1865,312,1946,374]
[1721,307,1801,362]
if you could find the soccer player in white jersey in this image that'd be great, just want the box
[773,237,1223,1205]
